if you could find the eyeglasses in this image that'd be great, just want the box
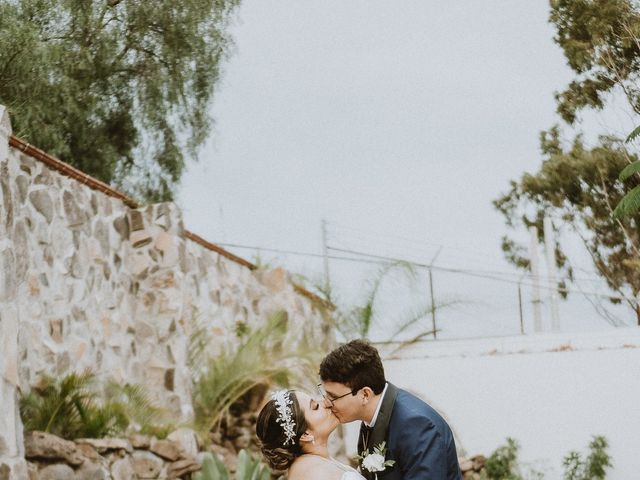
[316,383,356,406]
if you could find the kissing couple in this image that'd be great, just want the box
[256,339,462,480]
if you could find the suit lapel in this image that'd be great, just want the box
[368,383,399,449]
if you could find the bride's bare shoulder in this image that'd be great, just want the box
[289,455,342,480]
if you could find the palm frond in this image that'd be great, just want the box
[192,310,321,441]
[618,160,640,181]
[613,184,640,218]
[20,370,170,440]
[626,125,640,143]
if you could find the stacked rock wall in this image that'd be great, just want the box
[0,106,331,479]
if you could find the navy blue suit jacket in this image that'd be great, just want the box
[357,383,461,480]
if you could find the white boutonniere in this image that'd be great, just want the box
[358,442,395,478]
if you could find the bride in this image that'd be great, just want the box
[256,390,364,480]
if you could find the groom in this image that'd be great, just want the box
[319,340,461,480]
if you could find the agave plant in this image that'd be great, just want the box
[20,370,168,440]
[193,450,271,480]
[192,310,321,438]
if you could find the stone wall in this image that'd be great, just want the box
[0,106,331,479]
[23,430,203,480]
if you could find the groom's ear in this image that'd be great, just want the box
[361,386,375,404]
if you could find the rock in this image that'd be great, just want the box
[459,459,473,472]
[1,165,13,228]
[129,252,151,277]
[260,268,287,293]
[113,216,130,240]
[167,427,199,457]
[110,457,136,480]
[166,428,199,458]
[149,439,182,461]
[16,175,29,204]
[0,459,29,480]
[94,221,109,257]
[75,438,133,454]
[129,434,152,449]
[27,462,39,480]
[29,190,54,223]
[0,248,16,301]
[164,369,175,392]
[134,321,155,340]
[471,455,486,471]
[38,464,77,480]
[131,450,163,479]
[13,220,28,280]
[233,433,251,450]
[75,443,101,462]
[75,462,109,480]
[63,191,85,227]
[49,319,63,343]
[24,431,84,466]
[167,457,200,479]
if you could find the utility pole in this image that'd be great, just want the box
[543,217,561,331]
[321,219,330,293]
[529,226,543,332]
[428,247,443,340]
[517,274,525,334]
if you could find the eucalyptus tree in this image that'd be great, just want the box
[494,0,640,323]
[0,0,240,201]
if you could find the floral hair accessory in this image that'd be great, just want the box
[272,390,297,446]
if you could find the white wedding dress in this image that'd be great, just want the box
[328,458,366,480]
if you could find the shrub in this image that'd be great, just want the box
[192,310,320,439]
[20,370,168,439]
[563,436,612,480]
[482,438,523,480]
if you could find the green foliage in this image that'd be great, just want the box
[562,436,612,480]
[613,131,640,219]
[103,381,173,438]
[193,450,271,480]
[549,0,640,123]
[481,438,523,480]
[625,125,640,143]
[612,183,640,218]
[499,1,640,322]
[192,311,321,439]
[319,261,463,342]
[494,128,640,322]
[0,0,240,202]
[19,370,166,439]
[618,159,640,181]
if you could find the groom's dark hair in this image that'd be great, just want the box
[319,339,386,394]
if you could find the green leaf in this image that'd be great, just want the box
[619,160,640,181]
[626,125,640,143]
[613,185,640,218]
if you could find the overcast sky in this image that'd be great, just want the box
[177,1,636,339]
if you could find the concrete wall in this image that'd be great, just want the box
[361,329,640,480]
[0,106,330,479]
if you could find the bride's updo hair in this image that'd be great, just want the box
[256,390,308,470]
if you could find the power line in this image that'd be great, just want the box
[212,241,627,301]
[326,221,606,283]
[326,246,627,301]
